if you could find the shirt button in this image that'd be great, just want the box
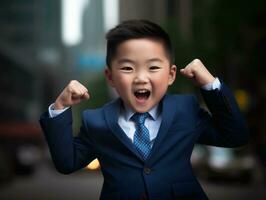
[143,167,151,175]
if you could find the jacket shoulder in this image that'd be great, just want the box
[81,99,119,128]
[82,98,118,117]
[164,94,199,116]
[166,93,197,104]
[82,107,104,118]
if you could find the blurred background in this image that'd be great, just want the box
[0,0,266,199]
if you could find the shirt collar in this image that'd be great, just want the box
[121,103,160,121]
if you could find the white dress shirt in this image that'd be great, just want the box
[48,78,221,144]
[118,104,161,146]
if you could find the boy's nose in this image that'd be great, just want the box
[133,73,149,84]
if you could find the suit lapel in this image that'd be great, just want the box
[146,95,177,164]
[103,98,144,161]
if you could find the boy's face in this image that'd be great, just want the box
[105,38,176,113]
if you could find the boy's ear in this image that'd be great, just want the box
[104,67,115,87]
[168,64,177,85]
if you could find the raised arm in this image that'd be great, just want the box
[39,80,96,174]
[180,59,249,147]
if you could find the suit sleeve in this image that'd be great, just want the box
[195,82,249,147]
[39,108,96,174]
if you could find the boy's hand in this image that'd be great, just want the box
[54,80,90,110]
[180,59,215,87]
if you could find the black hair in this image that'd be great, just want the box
[105,19,175,68]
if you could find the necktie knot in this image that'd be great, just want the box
[131,112,149,125]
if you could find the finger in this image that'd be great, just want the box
[191,58,203,66]
[180,68,194,78]
[76,83,89,96]
[76,84,88,96]
[82,91,90,100]
[80,84,88,93]
[72,88,84,99]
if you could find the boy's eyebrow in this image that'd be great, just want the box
[117,58,163,64]
[146,58,163,63]
[117,58,135,64]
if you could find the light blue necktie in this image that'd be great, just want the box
[131,113,151,160]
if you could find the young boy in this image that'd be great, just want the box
[40,20,248,200]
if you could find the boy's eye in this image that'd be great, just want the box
[121,66,133,71]
[150,66,160,70]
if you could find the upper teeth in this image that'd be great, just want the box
[136,89,148,93]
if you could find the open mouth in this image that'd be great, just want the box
[134,89,151,101]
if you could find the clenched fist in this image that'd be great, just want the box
[180,59,215,87]
[54,80,90,110]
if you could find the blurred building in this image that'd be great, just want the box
[0,0,62,181]
[0,0,62,121]
[120,0,167,24]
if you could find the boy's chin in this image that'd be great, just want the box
[133,109,149,113]
[130,105,153,113]
[123,98,156,113]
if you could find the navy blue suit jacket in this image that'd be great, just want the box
[40,83,248,200]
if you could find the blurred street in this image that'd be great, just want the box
[0,162,103,200]
[0,161,265,200]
